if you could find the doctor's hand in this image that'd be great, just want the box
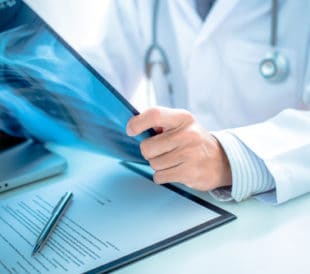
[126,107,232,191]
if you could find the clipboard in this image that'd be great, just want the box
[86,161,236,274]
[0,156,236,274]
[0,2,237,273]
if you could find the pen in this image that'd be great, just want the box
[32,191,73,256]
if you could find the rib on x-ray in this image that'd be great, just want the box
[0,4,153,163]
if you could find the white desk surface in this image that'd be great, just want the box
[1,145,309,274]
[5,2,310,272]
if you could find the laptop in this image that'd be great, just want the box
[0,133,67,192]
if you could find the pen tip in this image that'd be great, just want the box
[32,245,40,256]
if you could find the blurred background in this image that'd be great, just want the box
[23,0,111,47]
[0,0,148,111]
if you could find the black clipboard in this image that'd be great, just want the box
[2,2,236,273]
[85,161,236,274]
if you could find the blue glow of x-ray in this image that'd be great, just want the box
[0,3,152,163]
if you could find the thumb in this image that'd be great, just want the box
[126,107,192,136]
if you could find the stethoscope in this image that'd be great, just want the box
[144,0,289,106]
[259,0,289,82]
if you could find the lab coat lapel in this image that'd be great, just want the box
[196,0,241,44]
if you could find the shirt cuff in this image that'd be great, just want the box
[210,131,276,202]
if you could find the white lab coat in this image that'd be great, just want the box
[81,0,310,204]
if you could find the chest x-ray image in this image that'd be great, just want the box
[0,2,153,163]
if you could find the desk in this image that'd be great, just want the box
[1,145,309,274]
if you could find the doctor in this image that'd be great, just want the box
[84,1,309,204]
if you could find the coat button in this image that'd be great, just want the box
[303,84,310,106]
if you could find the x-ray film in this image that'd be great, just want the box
[0,2,154,163]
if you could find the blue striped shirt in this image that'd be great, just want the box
[210,131,275,202]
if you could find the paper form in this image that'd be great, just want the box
[0,161,220,274]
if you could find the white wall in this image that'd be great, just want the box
[24,0,111,48]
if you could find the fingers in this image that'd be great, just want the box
[126,107,193,136]
[153,163,187,185]
[140,128,186,159]
[148,148,185,171]
[153,162,212,191]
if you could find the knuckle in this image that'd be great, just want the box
[129,121,140,135]
[186,126,203,143]
[140,141,149,159]
[153,171,164,183]
[149,159,159,170]
[147,107,161,125]
[179,109,194,124]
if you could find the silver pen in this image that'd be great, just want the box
[32,191,73,256]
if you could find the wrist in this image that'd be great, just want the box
[213,135,232,188]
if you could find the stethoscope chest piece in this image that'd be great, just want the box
[259,51,289,82]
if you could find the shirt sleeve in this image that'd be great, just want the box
[210,131,276,202]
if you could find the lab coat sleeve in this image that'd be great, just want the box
[226,108,310,204]
[79,0,145,100]
[212,35,310,204]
